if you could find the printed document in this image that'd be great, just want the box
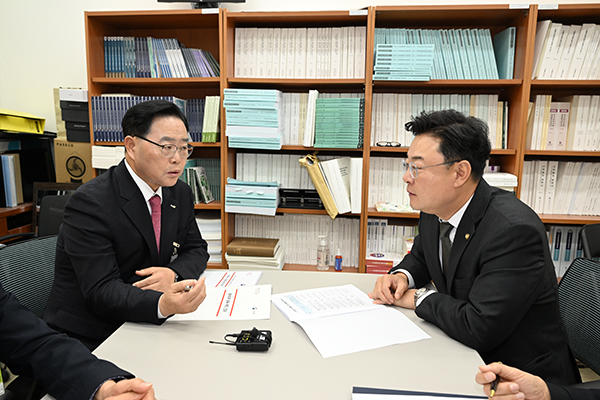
[170,284,271,321]
[352,387,487,400]
[272,284,430,358]
[201,270,263,287]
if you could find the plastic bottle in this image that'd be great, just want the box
[334,249,342,271]
[316,236,329,270]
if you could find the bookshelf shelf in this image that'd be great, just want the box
[194,202,222,210]
[524,150,600,157]
[367,208,420,219]
[84,5,600,274]
[372,79,523,89]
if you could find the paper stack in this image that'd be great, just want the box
[196,215,222,264]
[224,88,283,150]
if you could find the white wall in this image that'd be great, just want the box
[1,0,597,132]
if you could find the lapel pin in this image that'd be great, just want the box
[170,204,176,208]
[465,234,470,240]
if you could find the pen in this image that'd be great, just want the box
[489,362,502,398]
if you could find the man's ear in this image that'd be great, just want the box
[124,135,136,159]
[454,160,472,187]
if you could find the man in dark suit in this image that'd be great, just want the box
[369,110,579,385]
[1,283,157,400]
[44,100,209,350]
[477,363,600,400]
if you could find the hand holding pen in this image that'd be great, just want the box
[476,363,551,400]
[158,276,206,317]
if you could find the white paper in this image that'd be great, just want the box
[352,389,486,400]
[272,285,430,357]
[170,284,271,321]
[201,270,263,288]
[298,307,430,358]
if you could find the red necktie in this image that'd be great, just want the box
[150,195,161,254]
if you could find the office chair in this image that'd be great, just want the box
[580,223,600,258]
[558,257,600,377]
[0,182,81,244]
[0,235,58,400]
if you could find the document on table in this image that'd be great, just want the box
[170,284,271,321]
[352,387,487,400]
[271,284,430,358]
[201,270,263,287]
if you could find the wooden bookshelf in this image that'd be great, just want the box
[83,5,600,273]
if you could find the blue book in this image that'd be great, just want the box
[493,27,516,79]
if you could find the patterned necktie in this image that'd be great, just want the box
[149,195,161,254]
[440,221,453,278]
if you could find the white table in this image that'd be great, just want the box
[93,270,484,400]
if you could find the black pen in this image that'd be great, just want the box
[489,362,503,398]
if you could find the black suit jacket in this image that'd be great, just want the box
[44,161,208,349]
[549,382,600,400]
[0,283,131,400]
[390,180,579,385]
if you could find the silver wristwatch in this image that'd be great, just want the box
[414,287,429,308]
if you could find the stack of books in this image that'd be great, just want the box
[483,172,518,193]
[365,251,403,275]
[183,158,221,201]
[225,237,284,270]
[196,215,222,264]
[91,145,125,169]
[186,98,205,143]
[373,44,434,81]
[313,98,364,148]
[224,88,283,150]
[225,178,280,216]
[103,36,219,78]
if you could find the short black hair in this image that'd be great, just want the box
[405,109,491,181]
[121,100,189,138]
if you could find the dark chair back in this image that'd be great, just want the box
[558,257,600,376]
[37,195,72,237]
[0,235,58,318]
[580,223,600,258]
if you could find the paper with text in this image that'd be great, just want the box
[271,284,381,321]
[352,387,487,400]
[201,270,263,287]
[272,285,430,358]
[170,284,271,321]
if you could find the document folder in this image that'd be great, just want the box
[299,154,338,219]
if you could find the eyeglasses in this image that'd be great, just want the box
[402,159,459,179]
[133,135,194,159]
[376,141,401,147]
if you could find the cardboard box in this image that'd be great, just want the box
[54,139,93,183]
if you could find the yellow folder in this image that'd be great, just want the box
[0,108,45,134]
[299,154,338,219]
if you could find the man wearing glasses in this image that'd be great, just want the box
[369,109,579,385]
[44,100,209,351]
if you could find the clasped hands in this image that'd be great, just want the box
[368,272,417,309]
[133,266,206,317]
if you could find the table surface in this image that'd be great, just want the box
[93,270,484,400]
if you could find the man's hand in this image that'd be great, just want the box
[368,273,410,306]
[134,267,177,292]
[476,363,550,400]
[94,378,156,400]
[158,277,206,317]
